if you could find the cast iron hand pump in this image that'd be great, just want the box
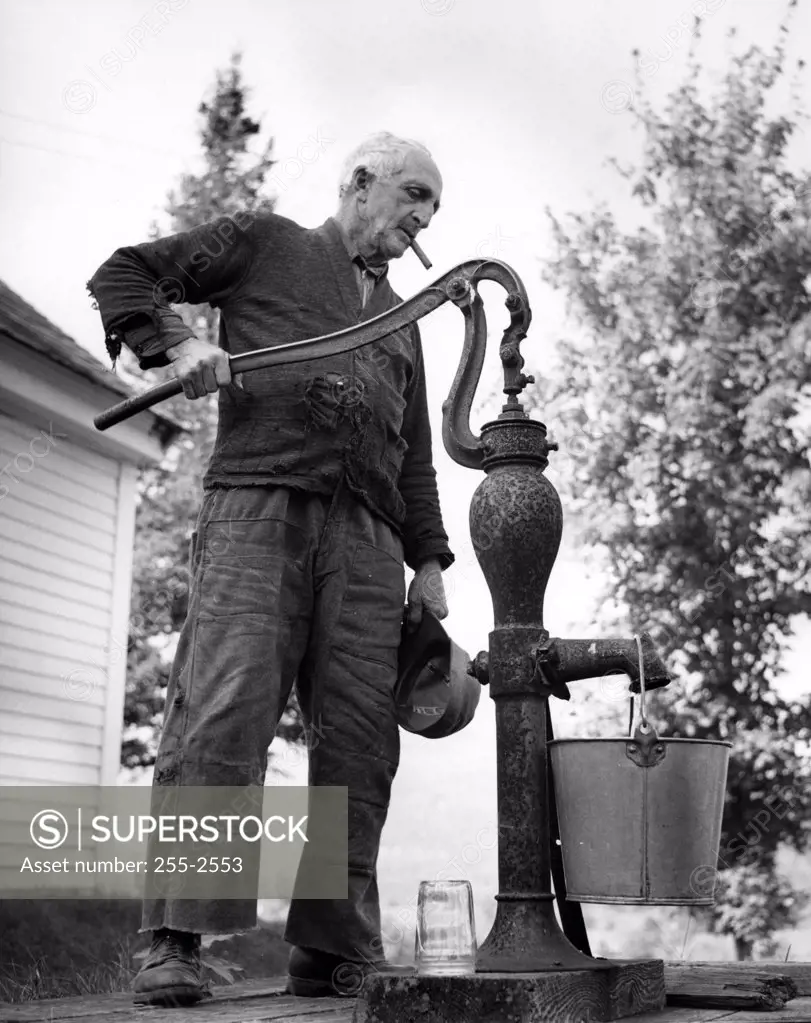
[96,258,673,972]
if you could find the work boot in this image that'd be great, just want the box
[286,945,415,998]
[132,928,211,1006]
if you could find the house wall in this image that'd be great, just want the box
[0,406,138,893]
[0,332,175,893]
[0,409,127,782]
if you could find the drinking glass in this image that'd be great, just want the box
[414,879,476,975]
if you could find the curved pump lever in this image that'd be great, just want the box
[93,258,533,469]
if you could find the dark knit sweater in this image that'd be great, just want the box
[87,211,454,571]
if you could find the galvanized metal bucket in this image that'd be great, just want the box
[547,638,732,905]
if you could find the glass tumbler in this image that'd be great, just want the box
[414,879,477,975]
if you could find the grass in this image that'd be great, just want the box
[0,900,290,1004]
[0,900,148,1002]
[4,890,810,1003]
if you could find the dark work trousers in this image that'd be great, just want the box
[141,478,406,962]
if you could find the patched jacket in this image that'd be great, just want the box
[87,212,454,571]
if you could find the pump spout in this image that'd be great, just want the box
[532,631,672,700]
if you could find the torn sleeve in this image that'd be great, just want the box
[398,324,455,572]
[85,213,257,369]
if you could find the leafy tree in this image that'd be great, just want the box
[533,13,811,957]
[121,53,305,770]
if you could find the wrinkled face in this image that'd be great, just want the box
[351,148,442,264]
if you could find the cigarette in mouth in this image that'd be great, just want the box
[409,237,432,270]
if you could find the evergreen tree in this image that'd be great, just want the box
[122,53,305,770]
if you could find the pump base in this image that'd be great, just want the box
[353,958,665,1023]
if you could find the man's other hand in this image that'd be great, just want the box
[406,558,448,631]
[166,337,241,399]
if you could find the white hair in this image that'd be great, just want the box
[338,132,433,198]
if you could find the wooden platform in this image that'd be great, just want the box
[1,974,810,1023]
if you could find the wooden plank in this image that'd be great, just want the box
[0,557,111,614]
[0,754,99,785]
[0,599,110,648]
[100,460,133,788]
[715,997,811,1021]
[0,464,116,537]
[0,625,108,671]
[630,1010,734,1023]
[1,975,810,1023]
[0,442,119,508]
[0,493,116,559]
[0,732,101,771]
[0,791,98,826]
[0,981,281,1020]
[0,545,112,596]
[665,962,797,1010]
[0,515,114,575]
[0,658,108,707]
[0,714,102,748]
[711,962,811,997]
[0,416,120,496]
[0,437,118,518]
[31,428,122,477]
[0,983,353,1022]
[0,685,106,729]
[0,576,111,627]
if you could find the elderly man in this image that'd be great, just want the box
[87,131,453,1005]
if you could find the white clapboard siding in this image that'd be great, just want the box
[1,681,106,729]
[0,755,100,785]
[0,414,118,489]
[0,533,112,593]
[0,557,112,612]
[0,688,103,736]
[2,622,109,667]
[0,425,117,515]
[0,732,101,768]
[0,514,114,581]
[0,464,117,539]
[0,649,108,704]
[0,565,110,620]
[0,789,89,822]
[3,822,89,849]
[1,600,110,648]
[0,412,121,788]
[0,430,118,514]
[0,494,115,569]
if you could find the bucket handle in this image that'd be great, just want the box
[626,635,666,768]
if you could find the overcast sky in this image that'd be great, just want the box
[3,0,810,932]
